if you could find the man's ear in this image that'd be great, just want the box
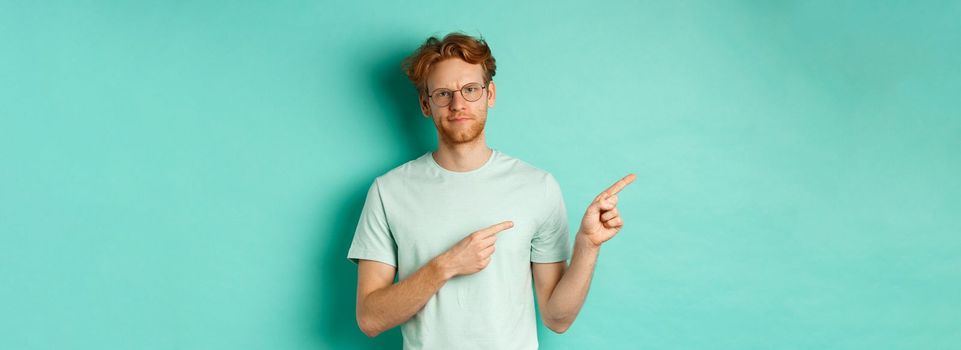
[419,94,431,117]
[487,80,496,108]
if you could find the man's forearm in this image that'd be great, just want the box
[543,232,601,331]
[358,257,452,337]
[359,221,510,337]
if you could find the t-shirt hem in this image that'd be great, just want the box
[347,251,397,267]
[530,255,570,263]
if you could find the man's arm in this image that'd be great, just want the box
[532,174,635,333]
[532,234,601,333]
[355,221,514,337]
[356,259,448,337]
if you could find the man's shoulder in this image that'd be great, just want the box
[372,152,431,185]
[494,151,560,185]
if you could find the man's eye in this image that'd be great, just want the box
[465,87,478,93]
[437,91,452,97]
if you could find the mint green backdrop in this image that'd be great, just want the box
[2,1,959,349]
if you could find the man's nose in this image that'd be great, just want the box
[448,92,467,111]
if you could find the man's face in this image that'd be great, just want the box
[420,58,497,145]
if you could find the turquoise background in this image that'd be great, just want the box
[2,1,959,349]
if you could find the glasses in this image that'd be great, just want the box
[427,82,488,107]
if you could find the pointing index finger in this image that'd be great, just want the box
[601,173,636,197]
[482,220,514,237]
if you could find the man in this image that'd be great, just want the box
[347,32,635,349]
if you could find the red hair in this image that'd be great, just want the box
[402,32,497,96]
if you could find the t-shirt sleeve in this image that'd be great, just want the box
[347,178,397,266]
[531,174,571,263]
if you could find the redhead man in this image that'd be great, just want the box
[347,32,635,349]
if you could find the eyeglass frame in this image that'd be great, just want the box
[424,81,490,107]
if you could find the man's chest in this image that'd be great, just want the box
[382,180,547,271]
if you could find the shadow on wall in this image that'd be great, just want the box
[311,41,434,349]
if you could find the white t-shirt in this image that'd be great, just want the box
[347,149,571,350]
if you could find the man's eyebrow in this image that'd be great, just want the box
[430,82,483,91]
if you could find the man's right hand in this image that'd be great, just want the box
[435,221,514,279]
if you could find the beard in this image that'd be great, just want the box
[436,115,486,144]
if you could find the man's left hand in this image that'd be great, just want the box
[579,174,636,247]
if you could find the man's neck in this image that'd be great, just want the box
[432,139,492,172]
